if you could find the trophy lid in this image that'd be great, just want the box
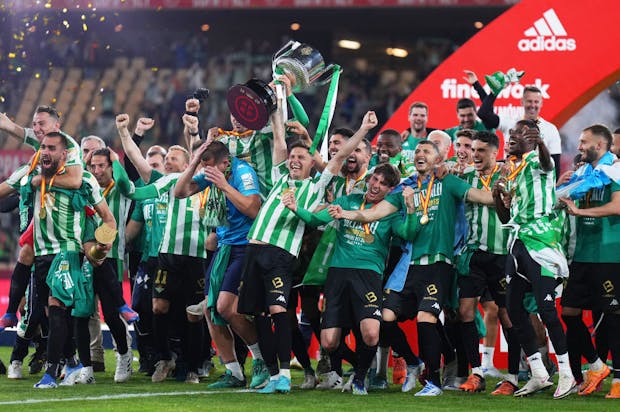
[227,79,277,131]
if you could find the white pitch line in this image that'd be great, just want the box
[0,389,254,405]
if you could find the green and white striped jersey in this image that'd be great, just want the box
[125,173,208,259]
[329,170,368,199]
[8,170,103,257]
[24,129,82,168]
[5,164,30,232]
[95,182,131,260]
[217,131,273,198]
[508,151,556,226]
[248,164,334,257]
[463,166,509,255]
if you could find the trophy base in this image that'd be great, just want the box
[227,79,276,131]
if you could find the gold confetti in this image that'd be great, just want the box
[99,16,105,22]
[16,67,22,72]
[35,73,41,78]
[83,23,88,31]
[8,52,15,58]
[44,3,51,9]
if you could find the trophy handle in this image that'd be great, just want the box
[315,64,338,86]
[272,40,301,71]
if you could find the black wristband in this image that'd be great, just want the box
[189,131,199,136]
[132,132,144,145]
[185,111,199,118]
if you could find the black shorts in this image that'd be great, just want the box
[561,261,620,312]
[204,245,247,296]
[458,250,508,308]
[384,262,453,319]
[321,267,383,330]
[153,253,205,306]
[237,244,295,315]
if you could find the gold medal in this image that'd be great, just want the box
[420,214,429,225]
[39,207,47,220]
[364,233,375,244]
[199,208,206,219]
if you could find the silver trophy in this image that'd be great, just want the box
[272,41,335,93]
[228,40,336,130]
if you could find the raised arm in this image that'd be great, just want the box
[329,198,398,223]
[93,197,117,233]
[0,181,17,199]
[116,114,153,183]
[325,111,378,175]
[0,112,26,141]
[271,91,288,166]
[174,141,207,199]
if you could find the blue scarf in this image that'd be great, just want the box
[557,151,616,200]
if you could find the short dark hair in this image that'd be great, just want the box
[456,98,476,111]
[35,105,60,121]
[417,139,440,155]
[201,141,230,163]
[361,139,372,154]
[583,124,612,150]
[516,119,539,131]
[43,131,68,148]
[523,86,542,95]
[372,163,400,188]
[90,148,111,165]
[288,141,311,154]
[409,102,428,114]
[472,130,499,149]
[455,129,475,140]
[378,129,402,144]
[614,128,620,135]
[331,127,355,139]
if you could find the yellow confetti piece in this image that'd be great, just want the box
[151,67,159,72]
[35,73,41,78]
[83,23,88,31]
[99,16,105,22]
[16,67,22,72]
[8,52,15,58]
[81,15,86,20]
[44,3,51,9]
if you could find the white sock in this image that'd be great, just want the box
[590,358,604,372]
[270,374,280,381]
[527,352,548,379]
[280,368,291,379]
[472,366,483,377]
[248,343,263,361]
[225,361,244,381]
[556,353,571,376]
[482,347,495,368]
[505,373,518,386]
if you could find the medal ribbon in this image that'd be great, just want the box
[27,150,41,175]
[479,164,499,191]
[199,186,211,211]
[217,128,254,137]
[102,180,115,198]
[417,174,435,218]
[345,169,367,195]
[359,199,376,235]
[40,162,66,214]
[507,156,527,181]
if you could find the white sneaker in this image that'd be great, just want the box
[553,373,576,399]
[415,381,443,396]
[402,362,424,392]
[59,364,83,386]
[197,359,214,378]
[114,351,133,383]
[185,371,200,384]
[316,371,343,389]
[300,372,317,389]
[441,359,458,388]
[341,375,355,392]
[76,366,96,384]
[482,366,504,379]
[514,375,553,397]
[185,300,206,318]
[7,360,23,379]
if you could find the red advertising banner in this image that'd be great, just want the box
[0,150,36,179]
[6,0,518,10]
[379,0,620,144]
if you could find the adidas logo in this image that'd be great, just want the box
[505,274,512,284]
[276,295,286,304]
[544,294,554,302]
[432,302,440,310]
[373,310,382,317]
[518,8,576,52]
[611,299,619,306]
